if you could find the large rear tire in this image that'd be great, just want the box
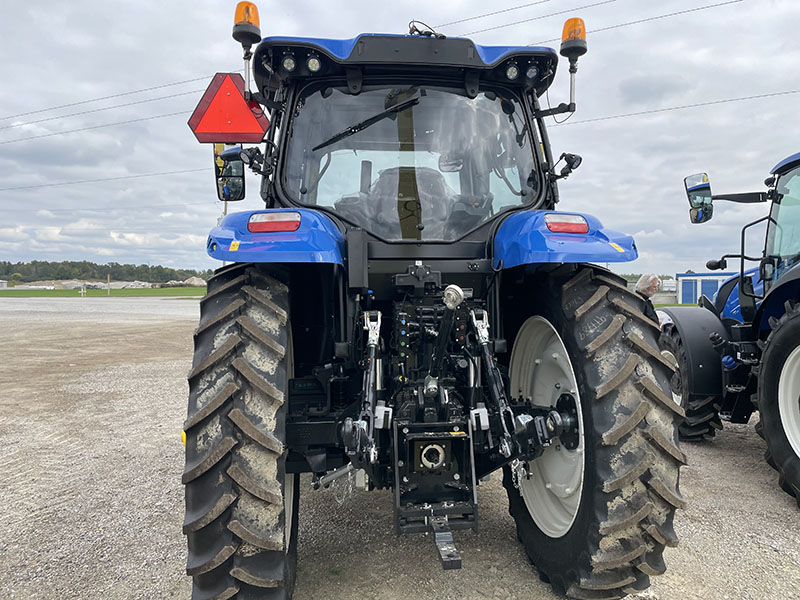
[183,263,298,599]
[757,301,800,507]
[658,325,723,441]
[504,266,686,599]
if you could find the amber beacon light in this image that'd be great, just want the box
[560,18,587,61]
[233,2,262,47]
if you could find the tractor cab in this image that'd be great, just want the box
[683,151,800,302]
[250,34,567,244]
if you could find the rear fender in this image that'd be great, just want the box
[492,211,637,270]
[660,306,727,396]
[207,209,344,264]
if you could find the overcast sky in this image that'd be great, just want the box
[0,0,797,274]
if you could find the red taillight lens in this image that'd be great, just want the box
[544,213,589,234]
[248,212,302,233]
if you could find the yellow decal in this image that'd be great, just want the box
[230,240,240,251]
[609,242,625,253]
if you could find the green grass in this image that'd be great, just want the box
[0,286,205,298]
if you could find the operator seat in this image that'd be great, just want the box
[369,167,451,240]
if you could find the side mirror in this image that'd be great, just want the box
[684,172,712,206]
[690,204,713,223]
[760,256,776,282]
[214,144,246,201]
[684,172,712,223]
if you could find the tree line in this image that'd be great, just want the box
[0,261,213,284]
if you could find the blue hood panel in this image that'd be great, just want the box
[207,209,344,265]
[493,211,638,270]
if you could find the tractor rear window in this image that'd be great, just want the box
[283,85,539,241]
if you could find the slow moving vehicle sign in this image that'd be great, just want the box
[188,72,269,143]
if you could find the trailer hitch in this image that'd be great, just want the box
[431,515,461,570]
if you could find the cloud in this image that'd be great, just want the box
[0,0,797,275]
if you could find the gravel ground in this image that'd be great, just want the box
[0,298,798,600]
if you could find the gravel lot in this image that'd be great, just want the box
[0,298,798,600]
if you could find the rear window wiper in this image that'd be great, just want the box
[312,89,421,152]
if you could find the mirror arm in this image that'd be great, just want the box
[246,90,282,112]
[536,102,575,118]
[711,192,767,203]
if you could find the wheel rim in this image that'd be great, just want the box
[509,316,585,538]
[778,345,800,459]
[660,348,683,406]
[284,473,296,546]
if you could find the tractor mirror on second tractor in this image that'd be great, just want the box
[214,144,246,202]
[685,172,713,223]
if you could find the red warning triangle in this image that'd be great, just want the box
[188,73,269,143]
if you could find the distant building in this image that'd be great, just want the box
[0,280,7,288]
[675,272,737,305]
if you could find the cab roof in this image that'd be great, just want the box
[771,151,800,175]
[253,33,559,96]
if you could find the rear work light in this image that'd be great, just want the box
[544,213,589,234]
[248,212,302,232]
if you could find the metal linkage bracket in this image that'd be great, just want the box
[430,515,462,570]
[470,309,514,458]
[364,311,381,347]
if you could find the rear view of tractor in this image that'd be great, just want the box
[183,4,685,598]
[660,156,800,505]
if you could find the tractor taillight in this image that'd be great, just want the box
[248,212,302,232]
[544,214,589,234]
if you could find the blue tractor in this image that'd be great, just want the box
[659,155,800,506]
[182,4,684,599]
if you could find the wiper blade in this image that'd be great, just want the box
[312,90,421,152]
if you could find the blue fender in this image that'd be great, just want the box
[718,267,763,322]
[492,211,637,270]
[207,209,345,265]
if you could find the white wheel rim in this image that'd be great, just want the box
[660,349,682,406]
[509,316,585,538]
[284,472,296,546]
[778,345,800,459]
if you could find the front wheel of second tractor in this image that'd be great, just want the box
[504,266,686,599]
[757,300,800,507]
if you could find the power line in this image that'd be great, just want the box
[0,111,190,145]
[531,0,743,44]
[0,168,206,192]
[435,0,556,29]
[0,88,796,193]
[461,0,618,36]
[0,76,214,121]
[0,90,203,131]
[555,89,800,126]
